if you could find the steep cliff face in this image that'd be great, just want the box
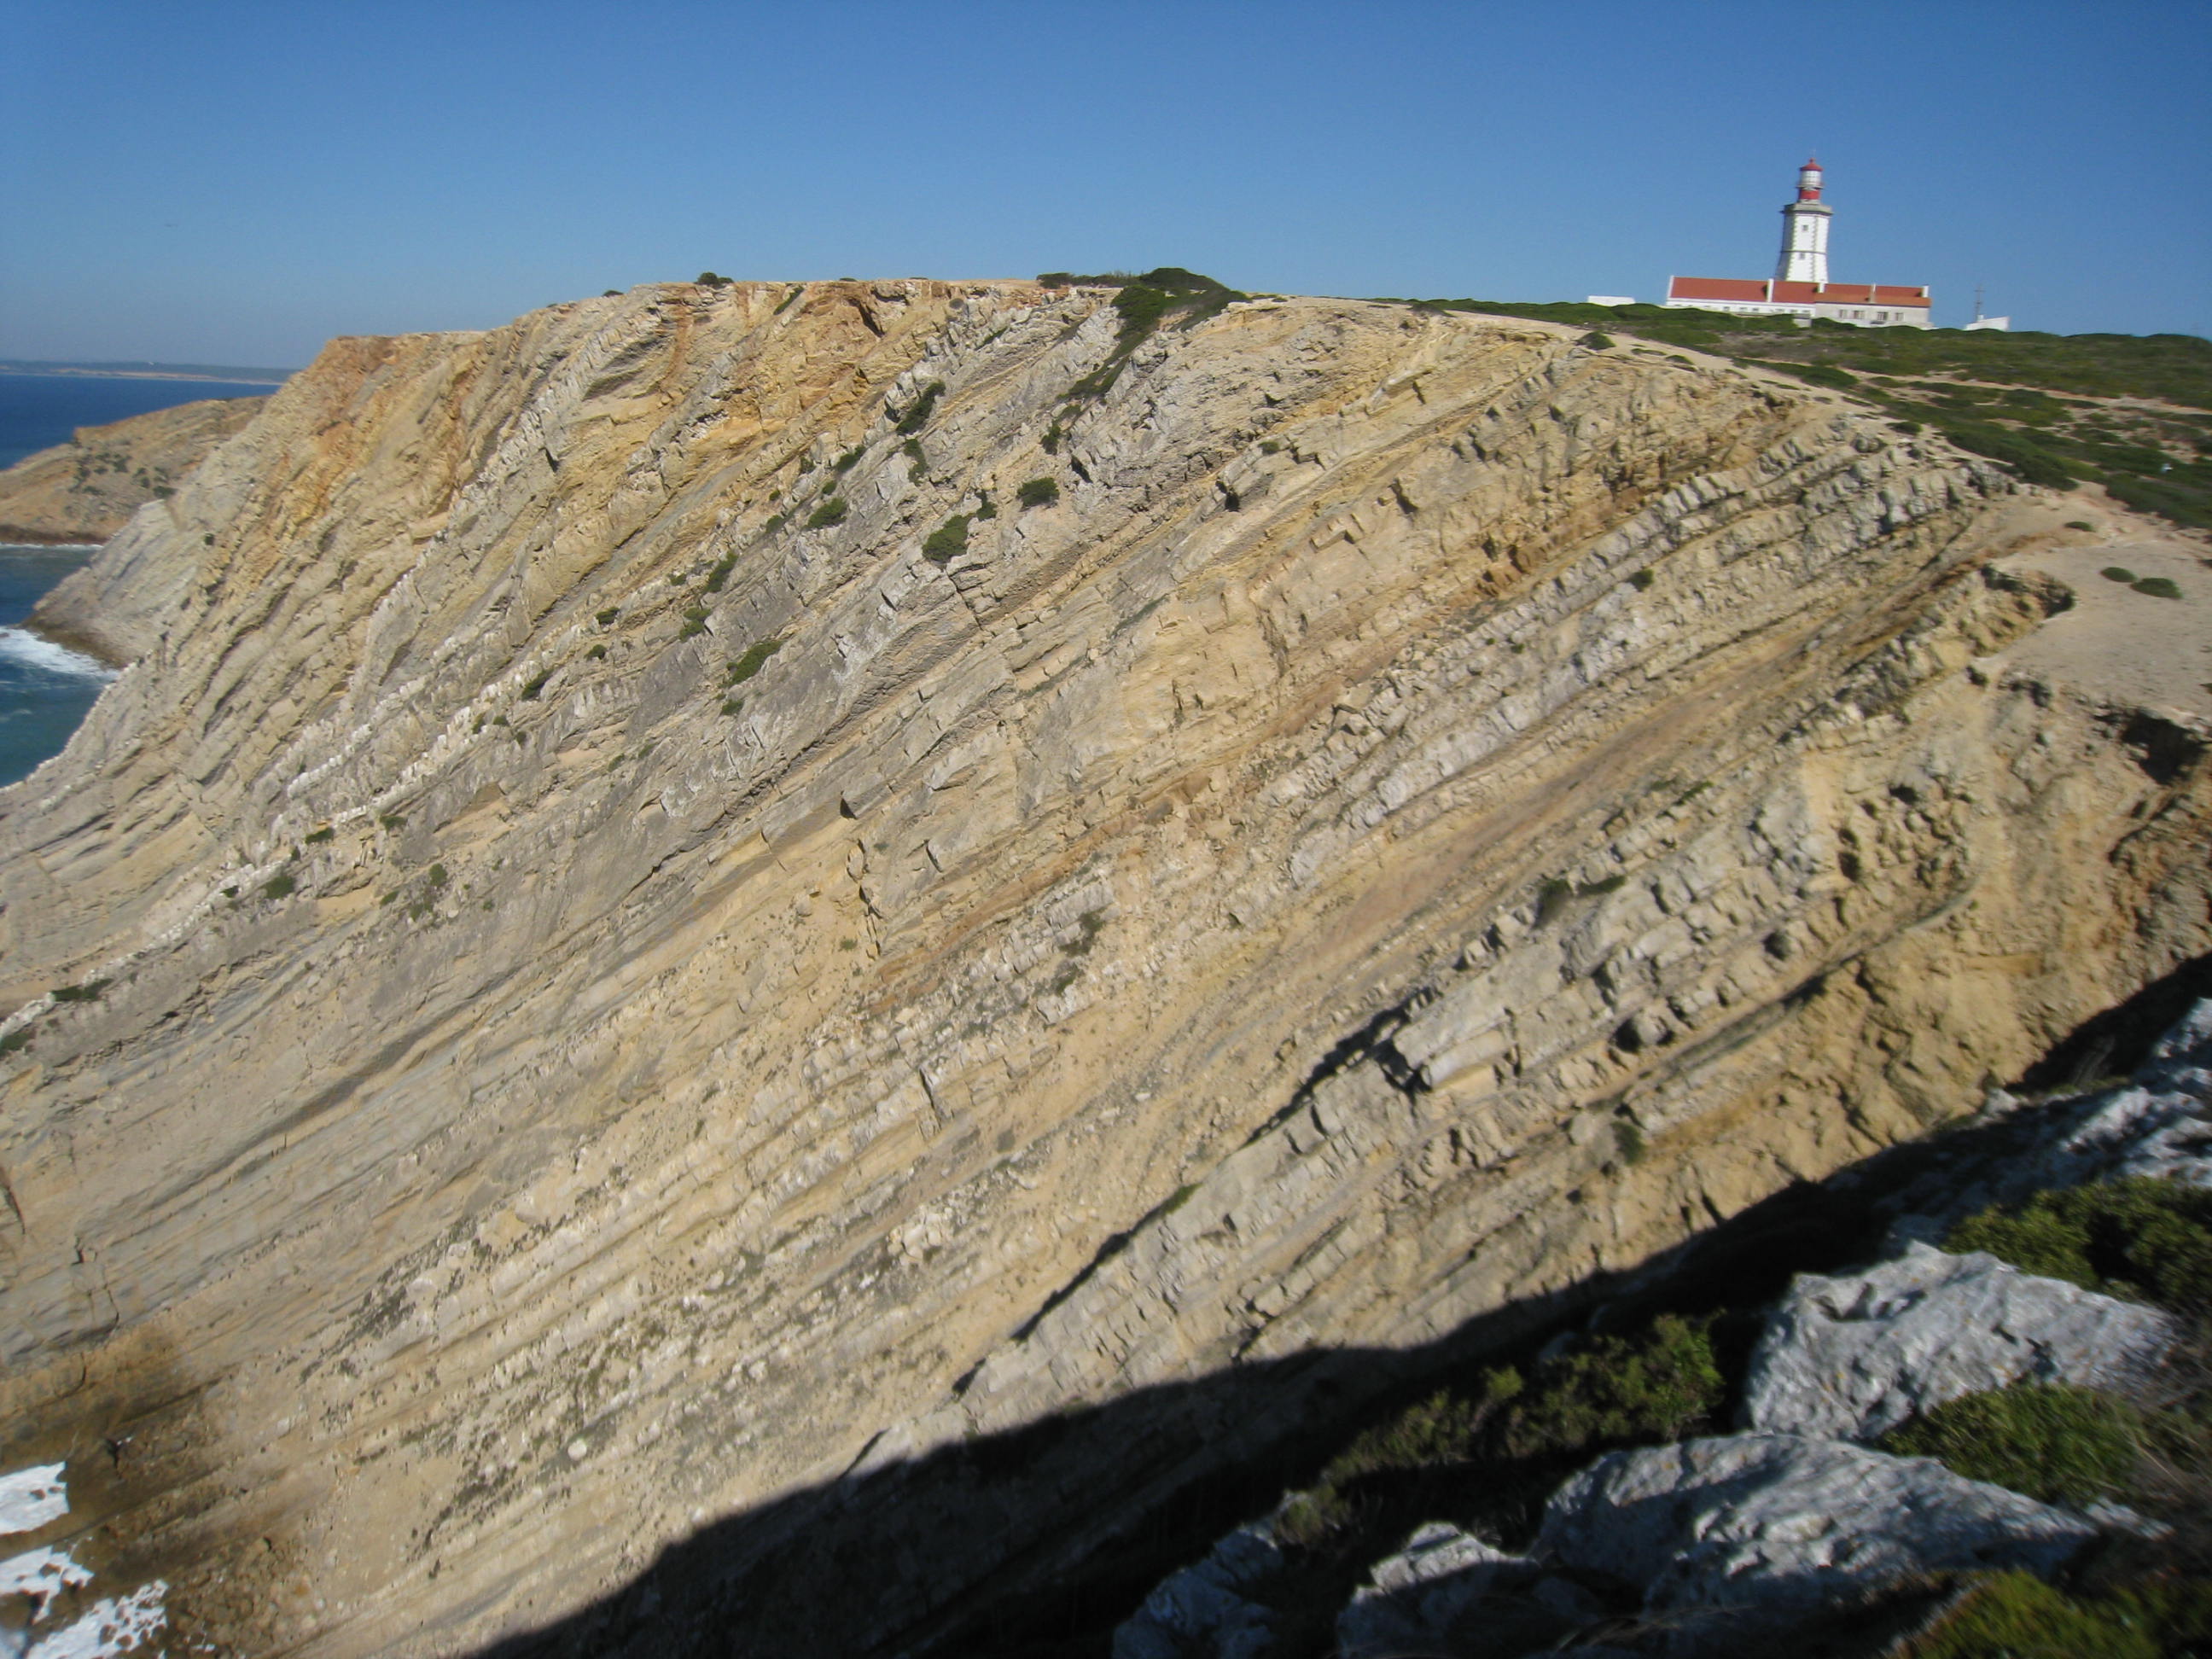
[0,394,265,556]
[0,281,2203,1656]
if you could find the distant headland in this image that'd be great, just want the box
[0,357,296,387]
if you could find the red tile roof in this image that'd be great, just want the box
[1666,276,1930,307]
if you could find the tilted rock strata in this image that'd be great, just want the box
[0,282,2204,1655]
[0,395,265,551]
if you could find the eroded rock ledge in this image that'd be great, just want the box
[0,281,2203,1656]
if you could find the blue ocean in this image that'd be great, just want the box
[0,373,276,785]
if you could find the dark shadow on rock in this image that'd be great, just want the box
[2020,949,2212,1093]
[473,970,2212,1659]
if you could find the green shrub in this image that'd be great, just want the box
[585,643,606,661]
[1939,421,2077,488]
[378,813,405,830]
[894,381,946,434]
[806,497,848,529]
[2133,576,2183,599]
[1041,420,1065,454]
[1614,1119,1646,1165]
[721,697,743,716]
[596,608,619,626]
[1880,1383,2144,1505]
[1784,360,1858,391]
[1946,1177,2212,1311]
[520,673,548,700]
[702,555,737,593]
[762,511,789,537]
[900,438,927,478]
[726,637,783,684]
[974,492,997,521]
[833,446,864,474]
[50,981,108,1004]
[1582,332,1615,351]
[1627,568,1655,591]
[678,606,710,638]
[1897,1570,2212,1659]
[262,872,296,900]
[2103,567,2139,582]
[2065,520,2096,531]
[427,864,449,888]
[304,826,335,845]
[1017,477,1061,509]
[0,1027,31,1057]
[696,271,731,288]
[1534,877,1574,925]
[1497,1313,1724,1459]
[773,285,804,314]
[922,515,971,565]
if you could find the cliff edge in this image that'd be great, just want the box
[0,281,2204,1656]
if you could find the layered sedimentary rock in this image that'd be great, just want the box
[0,280,2204,1656]
[0,395,265,550]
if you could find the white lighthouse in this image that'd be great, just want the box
[1662,158,1930,327]
[1776,157,1831,284]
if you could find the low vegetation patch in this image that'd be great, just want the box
[1898,1570,2212,1659]
[262,872,296,900]
[679,606,710,639]
[0,1027,31,1058]
[922,514,972,566]
[726,637,783,685]
[2133,575,2184,599]
[893,381,946,435]
[50,981,108,1004]
[1063,269,1246,403]
[702,554,737,593]
[1945,1176,2212,1312]
[805,497,848,529]
[304,826,335,845]
[1017,476,1060,509]
[1880,1382,2147,1505]
[1275,1313,1725,1551]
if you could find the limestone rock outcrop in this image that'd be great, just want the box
[0,394,265,550]
[0,279,2205,1656]
[1741,1242,2178,1441]
[1536,1434,2103,1649]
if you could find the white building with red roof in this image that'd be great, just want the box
[1665,160,1932,328]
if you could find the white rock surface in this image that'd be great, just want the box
[1111,1523,1281,1659]
[0,1466,68,1538]
[1538,1434,2100,1641]
[1336,1522,1523,1657]
[2044,999,2212,1186]
[20,1580,168,1658]
[1742,1241,2176,1441]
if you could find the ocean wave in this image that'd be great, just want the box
[0,628,117,681]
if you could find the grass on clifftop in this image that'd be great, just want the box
[1386,298,2212,526]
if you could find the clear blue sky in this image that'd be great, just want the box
[5,0,2206,368]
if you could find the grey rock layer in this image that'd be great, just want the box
[1743,1241,2177,1441]
[1538,1434,2100,1636]
[1112,1524,1282,1659]
[1336,1522,1525,1657]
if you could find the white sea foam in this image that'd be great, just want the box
[0,1464,67,1535]
[0,629,114,682]
[23,1581,167,1657]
